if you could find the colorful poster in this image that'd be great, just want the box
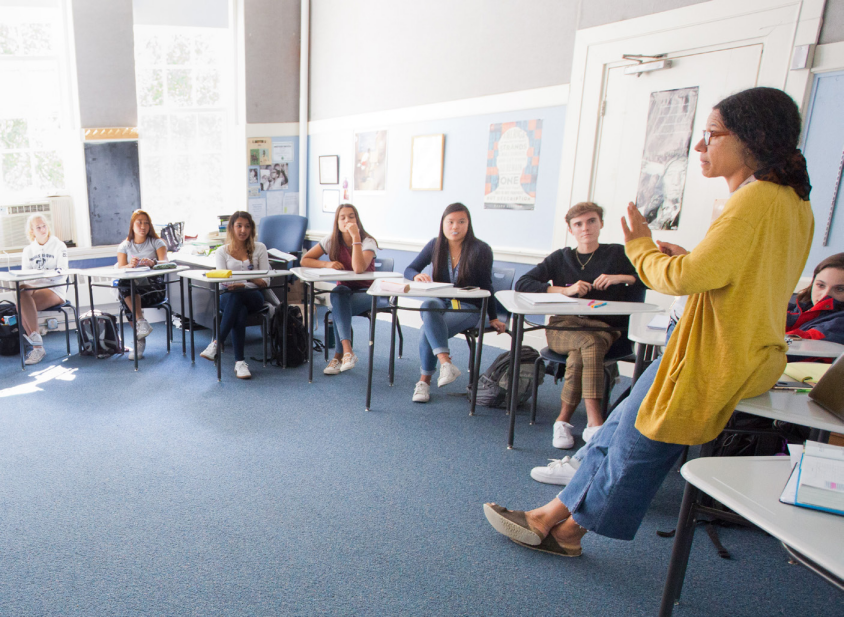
[354,130,387,192]
[636,87,699,230]
[484,120,543,210]
[247,138,272,166]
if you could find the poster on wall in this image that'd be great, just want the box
[636,87,699,230]
[246,136,299,222]
[483,120,543,210]
[354,130,387,192]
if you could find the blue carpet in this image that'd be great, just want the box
[0,318,839,616]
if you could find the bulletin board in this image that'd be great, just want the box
[246,136,300,224]
[84,141,141,246]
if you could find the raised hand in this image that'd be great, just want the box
[621,202,652,243]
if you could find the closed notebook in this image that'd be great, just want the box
[205,269,232,278]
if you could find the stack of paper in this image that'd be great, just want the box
[300,268,353,278]
[378,280,411,293]
[407,281,452,291]
[518,293,577,304]
[647,314,670,330]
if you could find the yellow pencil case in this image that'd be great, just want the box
[451,299,461,310]
[206,269,232,278]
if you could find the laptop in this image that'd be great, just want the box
[808,352,844,421]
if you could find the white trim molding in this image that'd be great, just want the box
[552,0,826,250]
[304,230,547,265]
[812,41,844,73]
[307,85,569,136]
[245,123,300,137]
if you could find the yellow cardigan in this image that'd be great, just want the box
[625,181,814,445]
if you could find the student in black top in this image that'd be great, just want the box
[516,202,644,451]
[404,203,506,403]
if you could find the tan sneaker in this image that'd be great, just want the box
[323,358,342,375]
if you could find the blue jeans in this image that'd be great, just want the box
[330,285,387,348]
[418,298,485,375]
[218,289,264,362]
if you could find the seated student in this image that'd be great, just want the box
[787,252,844,345]
[116,209,168,361]
[18,214,69,365]
[300,203,381,374]
[200,211,269,379]
[404,202,506,403]
[515,202,645,450]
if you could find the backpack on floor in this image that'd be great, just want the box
[271,305,309,368]
[0,300,20,356]
[467,347,544,408]
[79,310,122,358]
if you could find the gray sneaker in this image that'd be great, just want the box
[128,339,145,360]
[136,319,153,339]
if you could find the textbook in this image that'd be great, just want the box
[781,441,844,517]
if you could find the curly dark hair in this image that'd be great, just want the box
[714,87,811,200]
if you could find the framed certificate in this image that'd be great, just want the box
[319,155,339,184]
[410,134,445,191]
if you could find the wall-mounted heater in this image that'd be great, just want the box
[0,196,76,251]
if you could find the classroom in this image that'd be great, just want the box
[1,0,844,614]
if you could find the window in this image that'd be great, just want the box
[133,24,233,236]
[0,2,71,205]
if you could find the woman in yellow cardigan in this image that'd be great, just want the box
[484,87,814,556]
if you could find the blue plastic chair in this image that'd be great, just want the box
[257,215,308,267]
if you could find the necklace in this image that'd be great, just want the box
[575,249,595,270]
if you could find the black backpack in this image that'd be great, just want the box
[271,305,309,367]
[0,300,20,356]
[79,311,122,358]
[468,347,545,408]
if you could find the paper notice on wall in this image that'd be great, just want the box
[283,192,300,215]
[273,141,295,163]
[266,191,285,216]
[248,197,267,224]
[247,138,272,166]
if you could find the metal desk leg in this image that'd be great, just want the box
[88,276,100,358]
[214,283,221,382]
[15,283,24,370]
[633,342,647,384]
[73,275,82,353]
[388,301,397,386]
[188,280,196,362]
[180,277,185,355]
[365,294,378,411]
[131,280,138,372]
[506,315,524,449]
[658,481,701,617]
[469,298,488,416]
[282,277,288,368]
[307,282,314,383]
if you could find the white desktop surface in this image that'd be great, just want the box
[77,265,190,280]
[628,311,669,346]
[736,391,844,433]
[290,267,402,284]
[367,278,490,299]
[170,250,217,269]
[495,290,660,317]
[787,338,844,358]
[682,456,844,579]
[178,269,291,283]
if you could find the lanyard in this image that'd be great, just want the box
[447,253,459,285]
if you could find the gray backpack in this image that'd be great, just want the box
[468,347,544,408]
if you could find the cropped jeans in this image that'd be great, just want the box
[218,289,264,362]
[329,285,387,347]
[418,298,486,375]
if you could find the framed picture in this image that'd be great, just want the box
[410,134,445,191]
[322,189,341,213]
[319,155,339,184]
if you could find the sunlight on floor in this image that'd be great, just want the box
[0,360,78,398]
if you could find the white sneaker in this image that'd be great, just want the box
[340,352,357,372]
[437,362,461,387]
[235,360,251,379]
[412,380,430,403]
[24,332,43,346]
[128,339,145,360]
[582,424,602,443]
[324,357,342,375]
[200,341,217,361]
[552,421,575,449]
[136,319,153,339]
[24,347,46,365]
[530,456,581,486]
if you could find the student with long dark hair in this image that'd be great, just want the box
[484,87,814,556]
[787,253,844,345]
[301,203,381,374]
[404,203,506,403]
[200,211,269,379]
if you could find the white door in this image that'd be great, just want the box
[588,44,763,251]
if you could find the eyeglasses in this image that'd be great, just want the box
[702,130,731,146]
